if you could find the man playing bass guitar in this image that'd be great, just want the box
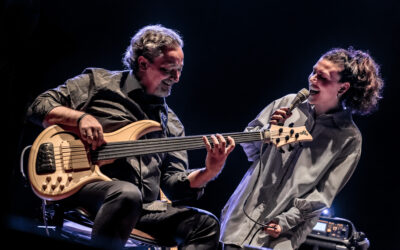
[27,24,235,250]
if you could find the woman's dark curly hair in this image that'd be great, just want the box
[123,24,183,72]
[322,47,384,115]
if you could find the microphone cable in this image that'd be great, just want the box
[241,142,278,245]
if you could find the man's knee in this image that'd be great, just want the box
[109,182,143,212]
[181,210,220,249]
[200,212,220,234]
[191,210,220,241]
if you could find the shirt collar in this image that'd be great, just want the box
[306,102,353,129]
[122,71,143,94]
[123,70,166,107]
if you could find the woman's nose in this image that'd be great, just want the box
[309,74,316,84]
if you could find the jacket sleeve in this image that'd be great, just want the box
[160,108,204,202]
[241,94,297,161]
[272,135,362,233]
[241,100,277,162]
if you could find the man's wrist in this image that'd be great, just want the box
[77,113,89,127]
[202,166,221,178]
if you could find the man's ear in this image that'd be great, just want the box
[137,56,148,70]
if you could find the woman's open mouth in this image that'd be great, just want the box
[309,89,320,95]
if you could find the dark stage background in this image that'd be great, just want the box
[2,0,400,249]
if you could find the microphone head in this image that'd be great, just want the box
[288,88,310,112]
[297,88,310,102]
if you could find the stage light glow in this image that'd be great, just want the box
[321,207,335,217]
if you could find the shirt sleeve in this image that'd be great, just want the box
[159,109,204,202]
[26,73,91,126]
[272,135,362,232]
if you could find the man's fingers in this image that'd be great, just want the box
[80,127,105,150]
[202,136,212,152]
[98,128,105,145]
[226,136,236,154]
[203,134,238,155]
[77,114,105,150]
[216,134,226,152]
[210,135,219,151]
[91,129,100,150]
[86,129,93,143]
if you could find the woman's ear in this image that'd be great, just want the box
[338,82,350,94]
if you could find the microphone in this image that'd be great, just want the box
[276,88,310,127]
[288,88,310,112]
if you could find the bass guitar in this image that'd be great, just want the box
[28,120,312,201]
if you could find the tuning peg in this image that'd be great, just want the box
[278,128,283,135]
[288,123,294,127]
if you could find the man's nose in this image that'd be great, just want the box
[170,70,181,83]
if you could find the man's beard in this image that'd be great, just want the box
[152,81,172,97]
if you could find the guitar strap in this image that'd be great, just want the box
[159,104,169,136]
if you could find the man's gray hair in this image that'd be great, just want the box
[123,24,183,70]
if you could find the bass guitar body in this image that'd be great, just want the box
[28,120,162,201]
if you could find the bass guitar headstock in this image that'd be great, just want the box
[262,124,313,148]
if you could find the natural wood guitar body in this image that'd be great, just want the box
[28,120,162,201]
